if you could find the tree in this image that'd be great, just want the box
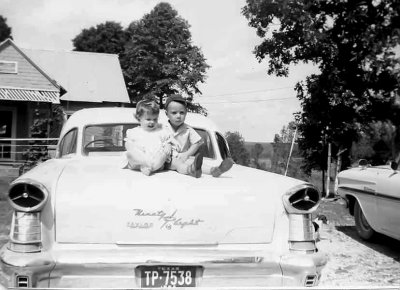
[225,131,250,166]
[243,0,400,173]
[122,2,210,111]
[250,143,264,168]
[21,105,65,174]
[0,15,12,42]
[351,121,396,165]
[275,121,297,143]
[72,21,127,55]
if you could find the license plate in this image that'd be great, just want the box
[139,265,196,288]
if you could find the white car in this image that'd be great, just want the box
[337,159,400,241]
[0,107,327,288]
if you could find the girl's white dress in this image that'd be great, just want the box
[124,124,175,171]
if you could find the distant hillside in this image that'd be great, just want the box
[244,141,301,158]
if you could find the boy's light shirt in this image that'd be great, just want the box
[163,121,203,156]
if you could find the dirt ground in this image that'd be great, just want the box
[1,179,400,287]
[316,198,400,287]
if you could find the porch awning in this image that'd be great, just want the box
[0,88,60,104]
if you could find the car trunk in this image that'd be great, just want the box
[55,159,280,245]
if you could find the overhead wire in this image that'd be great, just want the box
[198,86,298,104]
[200,96,295,104]
[201,86,294,98]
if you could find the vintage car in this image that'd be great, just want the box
[337,159,400,241]
[0,107,327,288]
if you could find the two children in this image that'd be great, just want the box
[124,95,233,178]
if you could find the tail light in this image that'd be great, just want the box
[7,179,48,253]
[283,184,321,253]
[8,180,48,212]
[283,184,321,213]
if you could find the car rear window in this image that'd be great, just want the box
[194,128,215,159]
[83,124,137,155]
[82,124,216,159]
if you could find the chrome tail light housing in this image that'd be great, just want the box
[283,184,321,253]
[8,180,48,212]
[283,184,321,214]
[7,179,48,252]
[9,212,42,252]
[288,213,316,252]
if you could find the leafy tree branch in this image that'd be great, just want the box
[243,0,400,171]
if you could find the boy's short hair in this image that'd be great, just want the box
[135,99,160,120]
[165,94,187,110]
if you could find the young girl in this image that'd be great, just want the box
[124,99,174,175]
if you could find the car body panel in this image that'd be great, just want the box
[55,158,287,245]
[374,168,400,238]
[337,164,400,240]
[337,166,379,230]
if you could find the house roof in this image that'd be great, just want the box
[0,39,61,91]
[22,48,130,104]
[0,88,59,103]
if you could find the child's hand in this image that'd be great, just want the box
[177,152,190,162]
[168,138,180,148]
[163,143,172,156]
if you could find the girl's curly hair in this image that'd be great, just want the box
[135,99,160,120]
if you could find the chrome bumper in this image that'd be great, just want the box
[0,244,55,288]
[280,251,328,286]
[1,244,327,288]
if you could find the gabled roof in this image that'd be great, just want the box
[0,38,61,91]
[22,48,130,104]
[0,39,60,103]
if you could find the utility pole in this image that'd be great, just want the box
[321,125,330,198]
[321,128,326,197]
[334,148,347,196]
[284,127,297,176]
[326,142,332,198]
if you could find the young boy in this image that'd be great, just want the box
[164,94,234,178]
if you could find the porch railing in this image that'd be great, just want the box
[0,138,59,166]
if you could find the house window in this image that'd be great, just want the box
[0,60,18,74]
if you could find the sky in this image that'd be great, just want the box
[1,0,318,142]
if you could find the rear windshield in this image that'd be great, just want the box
[83,124,138,155]
[82,124,215,158]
